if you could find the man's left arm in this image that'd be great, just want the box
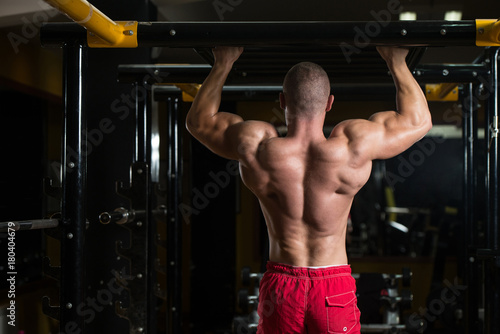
[185,46,245,160]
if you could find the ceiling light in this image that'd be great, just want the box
[400,12,417,21]
[444,10,462,21]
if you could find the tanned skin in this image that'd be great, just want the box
[186,46,432,267]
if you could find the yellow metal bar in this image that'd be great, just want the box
[476,19,500,46]
[87,21,138,48]
[174,84,201,102]
[44,0,137,47]
[425,83,459,102]
[384,187,397,223]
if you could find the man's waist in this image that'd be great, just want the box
[266,261,352,277]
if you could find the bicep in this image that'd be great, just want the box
[369,111,429,159]
[343,111,428,161]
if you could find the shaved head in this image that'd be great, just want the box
[282,62,331,118]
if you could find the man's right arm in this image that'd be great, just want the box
[337,47,432,162]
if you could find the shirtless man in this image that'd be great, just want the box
[186,46,432,333]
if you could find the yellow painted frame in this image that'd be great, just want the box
[476,19,500,46]
[44,0,138,48]
[425,83,459,102]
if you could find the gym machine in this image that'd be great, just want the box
[32,0,500,332]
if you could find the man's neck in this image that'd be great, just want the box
[286,115,326,140]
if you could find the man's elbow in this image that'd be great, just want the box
[185,111,201,136]
[422,110,433,133]
[417,111,433,137]
[185,117,195,134]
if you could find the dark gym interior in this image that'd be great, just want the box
[1,0,500,333]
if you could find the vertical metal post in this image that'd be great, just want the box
[115,82,154,334]
[141,84,158,334]
[462,83,480,333]
[135,82,150,163]
[485,47,500,334]
[61,43,87,333]
[167,97,182,334]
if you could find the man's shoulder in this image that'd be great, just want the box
[231,121,278,160]
[241,120,277,133]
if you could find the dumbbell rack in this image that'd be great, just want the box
[234,267,263,333]
[354,268,414,334]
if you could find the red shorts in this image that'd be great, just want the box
[257,261,361,334]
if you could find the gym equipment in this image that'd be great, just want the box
[41,19,500,48]
[99,206,167,225]
[238,289,258,312]
[235,267,262,332]
[241,266,264,287]
[37,0,500,332]
[355,268,413,333]
[0,216,90,233]
[0,218,59,232]
[232,315,258,334]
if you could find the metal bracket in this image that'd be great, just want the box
[113,162,152,333]
[488,115,499,152]
[87,21,138,48]
[42,256,61,281]
[491,115,499,138]
[42,296,60,321]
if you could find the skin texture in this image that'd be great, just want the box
[186,46,432,266]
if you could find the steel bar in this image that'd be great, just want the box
[134,83,151,163]
[118,63,489,85]
[484,47,500,334]
[137,81,156,334]
[60,42,87,333]
[0,219,59,232]
[166,97,182,334]
[461,83,480,333]
[136,21,478,48]
[489,48,499,258]
[41,20,485,48]
[43,0,137,47]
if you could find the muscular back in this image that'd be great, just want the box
[186,47,431,266]
[239,128,373,266]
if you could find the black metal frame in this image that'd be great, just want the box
[461,82,480,333]
[165,96,182,334]
[42,42,89,332]
[483,47,500,334]
[41,20,479,48]
[112,81,160,334]
[38,17,499,333]
[123,53,500,334]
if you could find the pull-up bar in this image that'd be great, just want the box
[41,20,500,48]
[41,0,500,48]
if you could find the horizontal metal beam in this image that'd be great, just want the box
[41,20,486,48]
[137,21,478,48]
[153,84,400,102]
[0,219,59,232]
[119,63,489,85]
